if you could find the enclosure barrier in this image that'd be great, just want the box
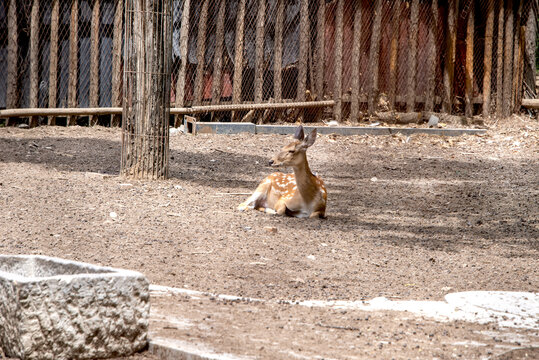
[0,100,335,118]
[0,0,537,126]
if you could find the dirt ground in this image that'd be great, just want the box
[0,115,538,359]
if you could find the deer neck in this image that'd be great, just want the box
[292,154,317,200]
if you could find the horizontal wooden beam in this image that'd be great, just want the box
[0,101,336,119]
[0,107,123,118]
[521,99,539,109]
[171,101,335,115]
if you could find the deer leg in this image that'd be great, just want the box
[309,211,326,219]
[274,200,288,215]
[238,182,270,211]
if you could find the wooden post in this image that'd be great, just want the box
[297,0,309,122]
[274,0,284,103]
[232,0,246,120]
[388,1,402,110]
[68,0,79,125]
[482,0,494,118]
[29,0,40,127]
[111,0,123,127]
[350,1,363,122]
[254,0,266,104]
[511,0,523,112]
[122,0,172,180]
[175,0,190,108]
[502,0,514,118]
[425,0,438,112]
[90,0,101,126]
[465,4,474,118]
[368,0,383,115]
[7,0,18,115]
[333,0,344,121]
[522,3,538,101]
[211,0,226,105]
[443,0,459,114]
[406,0,419,112]
[315,0,325,100]
[515,23,525,111]
[193,0,209,105]
[49,0,60,125]
[496,0,504,117]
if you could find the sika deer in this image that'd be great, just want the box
[238,125,327,218]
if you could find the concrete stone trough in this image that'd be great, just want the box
[0,255,150,360]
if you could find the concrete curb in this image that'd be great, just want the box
[149,337,252,360]
[148,285,539,359]
[191,122,487,137]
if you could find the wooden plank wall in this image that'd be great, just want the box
[0,0,532,126]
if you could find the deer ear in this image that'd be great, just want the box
[302,128,317,148]
[294,125,305,141]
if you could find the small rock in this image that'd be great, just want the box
[174,185,183,190]
[18,123,30,129]
[307,255,316,261]
[441,286,452,292]
[428,115,439,128]
[370,177,378,182]
[264,226,277,234]
[109,212,118,219]
[327,120,339,127]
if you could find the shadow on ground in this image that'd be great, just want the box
[1,135,537,254]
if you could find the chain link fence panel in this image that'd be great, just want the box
[0,0,537,125]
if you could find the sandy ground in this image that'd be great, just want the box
[0,115,538,359]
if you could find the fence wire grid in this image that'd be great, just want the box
[0,0,537,125]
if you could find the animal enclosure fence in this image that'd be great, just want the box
[0,0,537,126]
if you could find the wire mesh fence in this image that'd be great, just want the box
[0,0,537,126]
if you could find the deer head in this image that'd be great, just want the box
[269,126,317,168]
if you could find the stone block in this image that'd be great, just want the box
[0,255,149,360]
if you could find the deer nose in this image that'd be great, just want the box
[268,159,274,166]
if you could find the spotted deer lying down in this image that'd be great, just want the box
[238,125,327,218]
